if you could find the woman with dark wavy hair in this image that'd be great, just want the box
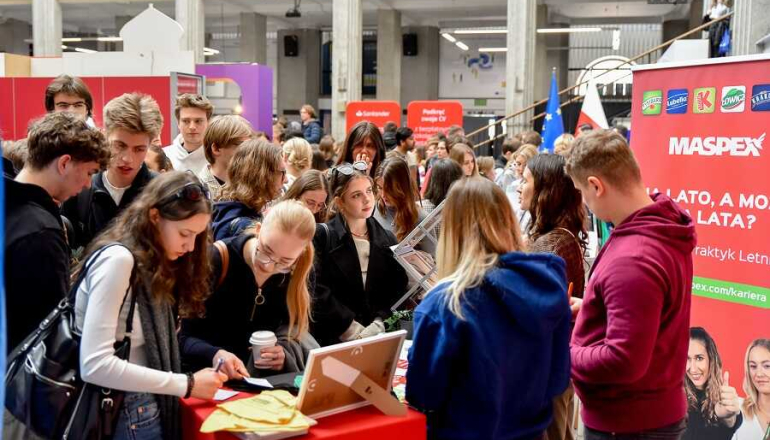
[683,327,742,440]
[336,121,387,176]
[518,153,586,440]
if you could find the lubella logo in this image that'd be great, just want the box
[721,86,746,113]
[693,87,716,114]
[642,90,662,115]
[666,89,688,114]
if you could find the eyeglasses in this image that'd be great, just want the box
[253,240,296,273]
[55,102,87,110]
[158,182,211,206]
[334,161,368,175]
[302,198,327,213]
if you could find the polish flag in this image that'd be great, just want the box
[575,80,609,133]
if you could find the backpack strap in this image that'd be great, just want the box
[213,240,229,288]
[320,223,332,255]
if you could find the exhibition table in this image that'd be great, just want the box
[180,393,427,440]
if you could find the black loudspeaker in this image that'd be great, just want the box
[403,33,418,56]
[284,35,299,57]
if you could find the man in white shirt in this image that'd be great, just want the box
[163,94,213,175]
[62,93,163,249]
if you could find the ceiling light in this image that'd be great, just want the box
[455,41,469,51]
[97,36,123,42]
[74,47,97,54]
[61,45,68,49]
[479,47,507,52]
[441,33,457,43]
[62,37,83,42]
[536,27,602,34]
[455,29,507,35]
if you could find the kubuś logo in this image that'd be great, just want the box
[669,133,764,157]
[693,87,716,114]
[666,89,688,114]
[751,84,770,111]
[642,90,662,115]
[721,86,746,113]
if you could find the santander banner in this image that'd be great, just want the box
[406,101,464,144]
[631,55,769,430]
[345,101,401,133]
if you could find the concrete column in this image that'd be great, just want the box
[32,0,62,56]
[277,29,321,118]
[506,0,536,133]
[332,0,363,141]
[176,0,205,63]
[0,18,32,55]
[400,26,439,108]
[376,9,401,102]
[732,0,770,55]
[240,13,267,64]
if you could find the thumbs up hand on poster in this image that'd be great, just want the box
[715,371,740,425]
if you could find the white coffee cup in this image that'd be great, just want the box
[249,331,278,369]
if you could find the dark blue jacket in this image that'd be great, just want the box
[302,120,323,144]
[211,200,262,241]
[406,252,571,440]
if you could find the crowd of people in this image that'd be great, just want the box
[2,74,769,440]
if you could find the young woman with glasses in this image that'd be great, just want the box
[179,200,317,378]
[282,169,330,223]
[311,162,408,346]
[212,139,287,240]
[73,172,227,440]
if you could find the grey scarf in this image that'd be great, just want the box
[135,277,182,440]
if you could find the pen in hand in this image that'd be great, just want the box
[214,358,224,374]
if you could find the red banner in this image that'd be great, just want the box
[345,101,401,133]
[630,55,769,424]
[406,101,463,144]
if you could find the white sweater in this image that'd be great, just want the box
[75,246,187,397]
[163,135,208,175]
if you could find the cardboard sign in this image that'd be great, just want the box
[345,101,401,133]
[407,101,464,144]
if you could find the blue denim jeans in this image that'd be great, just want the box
[113,392,163,440]
[584,419,687,440]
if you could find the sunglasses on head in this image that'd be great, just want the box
[158,182,211,206]
[330,161,368,187]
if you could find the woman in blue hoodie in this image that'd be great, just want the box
[406,177,571,440]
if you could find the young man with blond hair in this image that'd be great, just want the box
[62,92,163,249]
[163,93,213,174]
[197,115,253,199]
[565,130,696,440]
[5,112,109,352]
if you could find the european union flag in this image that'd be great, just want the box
[541,71,564,153]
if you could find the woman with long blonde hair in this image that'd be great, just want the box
[180,200,316,378]
[733,338,770,440]
[212,139,286,240]
[406,177,571,440]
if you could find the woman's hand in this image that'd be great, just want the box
[213,350,250,380]
[355,153,373,173]
[569,297,583,320]
[715,371,740,425]
[190,368,228,400]
[254,346,286,371]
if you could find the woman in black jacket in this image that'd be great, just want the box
[179,200,317,378]
[312,161,408,346]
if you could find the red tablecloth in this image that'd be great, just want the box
[180,393,426,440]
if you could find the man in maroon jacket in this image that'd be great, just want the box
[565,130,696,439]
